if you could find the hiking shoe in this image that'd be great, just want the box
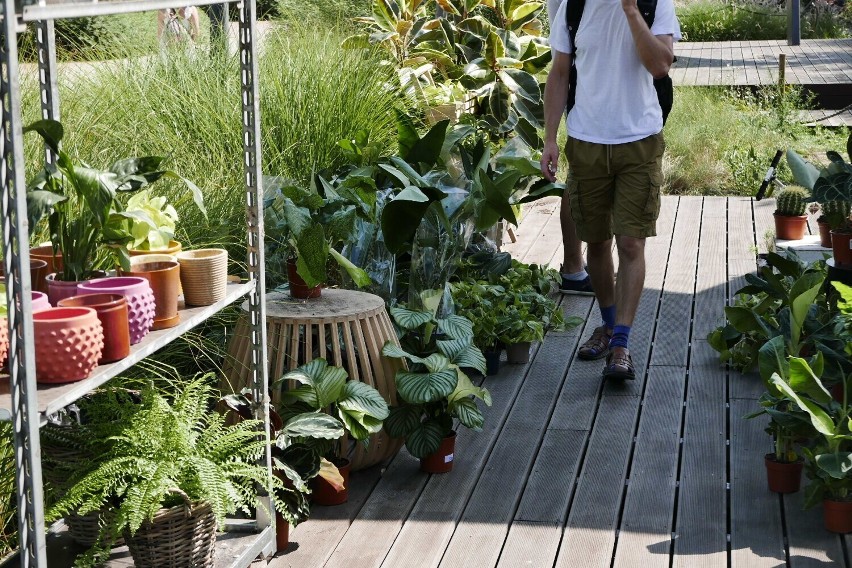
[577,325,612,360]
[602,349,636,381]
[559,274,595,296]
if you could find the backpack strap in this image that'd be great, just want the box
[564,0,586,112]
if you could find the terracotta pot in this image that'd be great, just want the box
[31,291,50,313]
[505,341,531,364]
[1,259,51,295]
[420,431,457,474]
[175,249,228,306]
[823,498,852,533]
[129,240,182,256]
[831,230,852,267]
[311,458,351,506]
[58,294,130,364]
[484,348,501,376]
[275,511,290,552]
[29,244,63,276]
[122,261,181,330]
[77,277,155,345]
[33,307,103,383]
[818,220,833,248]
[286,258,321,299]
[774,214,808,241]
[764,454,803,493]
[0,317,7,369]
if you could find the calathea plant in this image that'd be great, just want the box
[25,119,203,280]
[381,305,491,458]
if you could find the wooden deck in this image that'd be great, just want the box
[267,196,848,568]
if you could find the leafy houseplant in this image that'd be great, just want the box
[773,186,809,241]
[24,119,203,281]
[381,305,490,466]
[104,188,205,254]
[49,377,287,567]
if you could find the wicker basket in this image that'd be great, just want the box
[124,500,217,568]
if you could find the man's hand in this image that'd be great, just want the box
[621,0,639,16]
[540,140,560,182]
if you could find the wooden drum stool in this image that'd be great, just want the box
[223,289,403,470]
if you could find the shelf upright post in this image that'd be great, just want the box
[35,19,59,165]
[238,0,273,546]
[1,0,48,565]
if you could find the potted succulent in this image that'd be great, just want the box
[816,200,852,250]
[381,305,491,472]
[49,377,289,567]
[773,186,810,241]
[275,358,390,506]
[264,175,372,298]
[24,119,202,302]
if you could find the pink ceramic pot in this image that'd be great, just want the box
[77,277,155,345]
[33,307,103,383]
[45,273,84,307]
[32,291,50,313]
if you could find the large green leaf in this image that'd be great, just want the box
[451,397,484,430]
[788,356,831,405]
[381,186,447,253]
[389,306,433,331]
[484,29,505,67]
[437,314,474,339]
[789,272,824,350]
[23,119,63,153]
[405,120,449,167]
[405,420,446,458]
[329,249,372,288]
[396,368,458,404]
[770,373,836,437]
[758,335,788,385]
[338,381,390,423]
[499,68,541,103]
[384,405,422,438]
[437,338,486,374]
[280,412,344,440]
[786,149,821,190]
[26,189,66,228]
[815,452,852,479]
[448,368,491,404]
[281,358,347,409]
[294,224,329,288]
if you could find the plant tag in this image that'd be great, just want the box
[445,453,454,463]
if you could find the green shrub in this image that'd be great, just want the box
[678,0,850,41]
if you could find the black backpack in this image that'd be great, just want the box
[564,0,674,124]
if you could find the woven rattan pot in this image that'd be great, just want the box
[124,500,217,568]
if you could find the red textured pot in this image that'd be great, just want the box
[121,261,181,330]
[774,214,808,241]
[823,498,852,533]
[58,294,130,364]
[275,511,290,552]
[286,258,321,299]
[818,220,833,248]
[77,277,155,345]
[764,454,803,493]
[420,431,457,474]
[311,458,350,506]
[831,230,852,267]
[33,307,103,383]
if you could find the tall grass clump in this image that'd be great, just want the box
[276,0,370,28]
[0,423,16,560]
[678,0,850,41]
[664,85,846,195]
[259,25,403,182]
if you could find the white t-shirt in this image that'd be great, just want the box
[549,0,681,144]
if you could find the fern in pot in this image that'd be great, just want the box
[50,376,288,568]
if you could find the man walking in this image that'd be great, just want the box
[539,0,680,380]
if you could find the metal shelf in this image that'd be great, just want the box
[0,280,254,424]
[45,521,275,567]
[22,0,233,21]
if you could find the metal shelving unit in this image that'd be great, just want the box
[0,1,273,566]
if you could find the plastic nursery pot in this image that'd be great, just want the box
[286,258,321,299]
[484,348,501,376]
[831,230,852,267]
[128,240,182,256]
[122,261,181,330]
[764,454,803,494]
[505,341,531,364]
[823,499,852,533]
[311,458,351,506]
[77,277,155,345]
[774,214,808,241]
[175,248,228,306]
[818,220,833,248]
[58,294,131,364]
[275,511,290,552]
[420,431,457,474]
[33,307,103,384]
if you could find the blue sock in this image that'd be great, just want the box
[610,325,631,349]
[600,305,616,330]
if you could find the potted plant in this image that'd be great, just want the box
[276,358,390,505]
[773,186,810,241]
[448,279,503,374]
[817,200,852,249]
[49,376,290,567]
[264,175,372,298]
[381,305,491,472]
[787,133,852,266]
[24,119,202,301]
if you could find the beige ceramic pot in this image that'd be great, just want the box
[176,249,228,306]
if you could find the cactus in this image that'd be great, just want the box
[775,186,809,216]
[820,200,852,229]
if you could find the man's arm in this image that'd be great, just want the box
[540,50,572,182]
[622,0,674,78]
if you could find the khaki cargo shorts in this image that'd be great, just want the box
[565,133,665,243]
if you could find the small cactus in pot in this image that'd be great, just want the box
[819,200,852,230]
[773,186,810,240]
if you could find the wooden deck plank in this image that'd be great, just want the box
[554,395,640,568]
[693,197,728,341]
[729,398,786,568]
[497,521,562,568]
[728,197,756,262]
[504,197,561,264]
[784,490,847,567]
[673,340,728,568]
[753,198,776,254]
[612,366,687,568]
